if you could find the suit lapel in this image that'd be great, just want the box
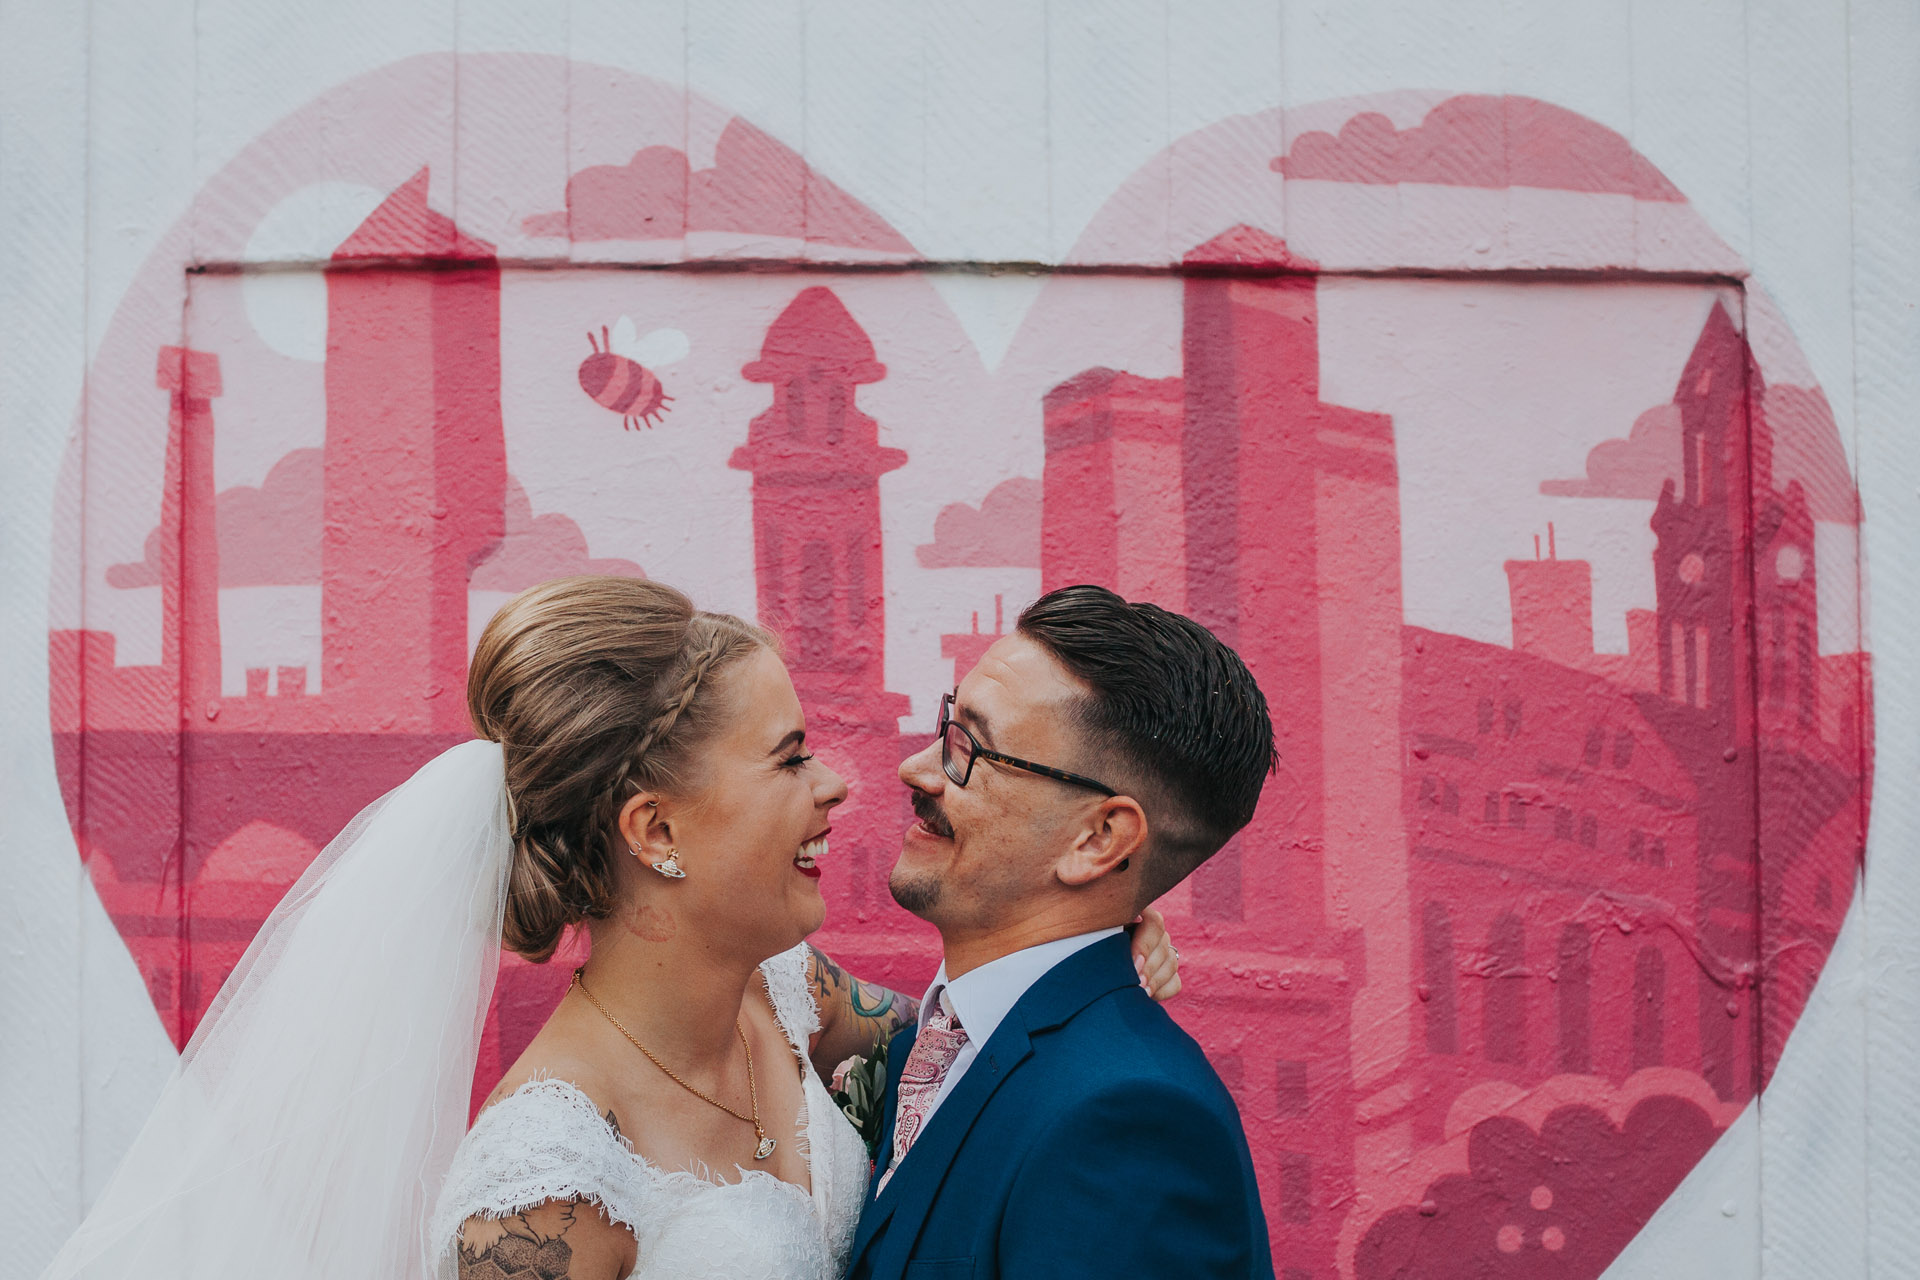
[851,1017,1035,1276]
[847,935,1141,1276]
[850,1023,917,1264]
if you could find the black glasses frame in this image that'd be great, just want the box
[936,692,1118,796]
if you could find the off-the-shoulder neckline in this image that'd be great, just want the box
[488,1070,819,1202]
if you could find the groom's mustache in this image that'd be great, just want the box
[911,788,955,839]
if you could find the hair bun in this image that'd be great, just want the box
[465,576,772,961]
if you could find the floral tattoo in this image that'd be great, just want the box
[457,1202,578,1280]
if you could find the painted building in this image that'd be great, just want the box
[1041,257,1867,1275]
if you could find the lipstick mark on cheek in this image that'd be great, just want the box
[624,903,677,943]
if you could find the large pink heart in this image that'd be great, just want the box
[49,55,1868,1279]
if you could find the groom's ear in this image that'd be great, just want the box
[1056,796,1149,887]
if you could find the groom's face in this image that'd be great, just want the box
[891,634,1101,931]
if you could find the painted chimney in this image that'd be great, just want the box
[1505,525,1595,665]
[156,345,223,715]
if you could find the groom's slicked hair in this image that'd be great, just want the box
[1016,584,1276,904]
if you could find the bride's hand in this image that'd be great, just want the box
[1129,906,1182,1002]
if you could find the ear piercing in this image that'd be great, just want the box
[632,800,683,877]
[627,841,687,878]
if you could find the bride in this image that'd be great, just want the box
[41,576,1180,1280]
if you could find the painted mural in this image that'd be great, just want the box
[48,56,1869,1280]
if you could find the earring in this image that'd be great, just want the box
[651,849,686,880]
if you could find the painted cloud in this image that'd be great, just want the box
[471,478,645,590]
[107,454,640,589]
[916,477,1042,569]
[1275,95,1685,201]
[1540,405,1682,501]
[1541,387,1859,522]
[523,116,914,253]
[108,448,323,588]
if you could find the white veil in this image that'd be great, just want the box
[40,739,514,1280]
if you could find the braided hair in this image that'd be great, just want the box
[466,576,774,962]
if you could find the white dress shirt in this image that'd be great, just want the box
[909,927,1123,1132]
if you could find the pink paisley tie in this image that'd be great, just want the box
[877,998,968,1193]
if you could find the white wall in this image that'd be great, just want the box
[2,2,1914,1277]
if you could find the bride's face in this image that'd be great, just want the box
[631,646,846,960]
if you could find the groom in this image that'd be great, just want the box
[848,584,1277,1280]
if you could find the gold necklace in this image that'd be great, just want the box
[571,968,777,1160]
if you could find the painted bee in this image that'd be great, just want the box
[578,318,684,429]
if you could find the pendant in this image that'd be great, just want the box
[755,1136,778,1160]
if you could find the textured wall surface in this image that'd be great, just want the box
[3,4,1916,1279]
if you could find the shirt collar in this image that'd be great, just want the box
[919,927,1124,1045]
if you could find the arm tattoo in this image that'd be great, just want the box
[810,945,919,1047]
[808,944,847,1005]
[458,1202,577,1280]
[849,977,901,1020]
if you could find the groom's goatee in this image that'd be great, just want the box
[892,789,952,915]
[890,871,940,914]
[911,789,955,839]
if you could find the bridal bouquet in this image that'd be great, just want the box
[829,1039,890,1162]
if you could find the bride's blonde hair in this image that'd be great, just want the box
[466,576,772,961]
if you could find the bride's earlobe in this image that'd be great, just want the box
[621,795,684,877]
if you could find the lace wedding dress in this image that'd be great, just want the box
[430,943,871,1280]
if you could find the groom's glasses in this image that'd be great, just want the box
[936,692,1118,796]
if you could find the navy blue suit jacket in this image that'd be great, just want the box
[846,934,1273,1280]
